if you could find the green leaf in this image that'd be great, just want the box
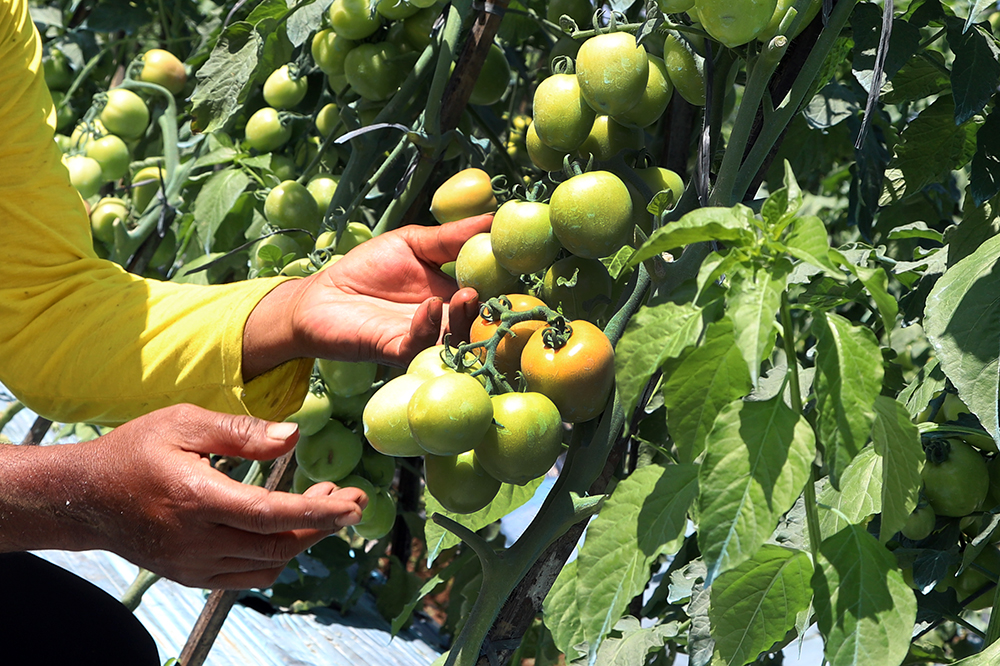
[191,23,263,133]
[850,4,922,95]
[963,0,996,32]
[285,0,330,47]
[948,186,1000,268]
[614,302,704,421]
[760,162,803,232]
[885,221,945,242]
[627,206,757,267]
[709,545,814,666]
[812,525,917,666]
[545,464,698,659]
[569,617,678,666]
[947,22,1000,125]
[194,168,251,252]
[881,51,951,104]
[831,253,898,339]
[880,95,981,205]
[782,215,843,278]
[661,317,753,463]
[872,396,924,543]
[725,258,792,387]
[971,102,1000,206]
[698,396,816,584]
[544,559,584,662]
[423,478,542,565]
[924,233,1000,445]
[818,447,883,540]
[900,357,947,419]
[812,312,884,489]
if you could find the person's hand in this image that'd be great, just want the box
[243,214,493,379]
[0,404,366,589]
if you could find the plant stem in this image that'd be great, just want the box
[121,568,161,611]
[0,400,24,438]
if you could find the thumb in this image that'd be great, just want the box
[175,406,300,460]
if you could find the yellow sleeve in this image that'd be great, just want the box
[0,0,311,426]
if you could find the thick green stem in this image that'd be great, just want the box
[121,568,161,611]
[0,400,24,438]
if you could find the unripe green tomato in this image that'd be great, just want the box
[264,180,321,235]
[69,119,107,151]
[921,438,989,517]
[311,30,357,77]
[541,255,613,323]
[549,170,633,259]
[295,419,364,482]
[424,450,502,514]
[90,197,129,244]
[657,0,694,11]
[532,73,596,152]
[100,88,149,140]
[575,32,649,117]
[249,232,302,271]
[468,44,511,106]
[695,0,778,47]
[287,390,334,436]
[139,49,187,95]
[430,168,497,224]
[475,392,564,485]
[355,447,397,488]
[329,0,382,41]
[317,358,378,398]
[85,134,130,182]
[407,344,483,380]
[316,103,342,138]
[131,165,162,214]
[334,222,373,254]
[65,154,103,199]
[362,374,427,456]
[270,154,298,182]
[614,54,673,129]
[44,48,73,91]
[344,42,404,102]
[331,388,374,422]
[377,0,420,20]
[490,200,561,275]
[636,166,685,205]
[353,487,397,539]
[408,372,494,455]
[50,91,76,131]
[307,173,340,213]
[575,115,645,162]
[402,5,441,49]
[280,257,315,277]
[662,34,706,106]
[245,107,292,152]
[263,64,308,109]
[525,121,569,172]
[292,465,314,494]
[900,504,936,541]
[546,0,593,26]
[455,233,522,300]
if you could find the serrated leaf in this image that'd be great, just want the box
[947,22,1000,125]
[661,317,752,463]
[881,51,951,104]
[285,0,331,46]
[614,302,704,421]
[783,215,842,278]
[817,447,882,539]
[872,396,924,543]
[194,168,251,252]
[545,559,584,662]
[725,258,792,387]
[627,206,757,267]
[572,617,678,666]
[812,312,884,489]
[925,232,1000,447]
[424,478,542,565]
[698,396,816,584]
[710,545,814,666]
[812,525,917,666]
[191,23,263,133]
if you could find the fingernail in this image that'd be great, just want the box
[266,422,298,441]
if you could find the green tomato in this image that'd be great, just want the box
[312,30,357,77]
[139,49,187,95]
[353,486,397,539]
[65,154,104,199]
[635,166,685,206]
[407,372,494,456]
[307,173,340,213]
[468,44,511,107]
[430,168,497,224]
[245,107,292,153]
[44,48,73,91]
[549,170,633,259]
[455,232,522,300]
[335,222,373,254]
[100,88,149,140]
[89,196,129,244]
[287,390,334,436]
[280,255,315,277]
[50,91,76,131]
[131,165,162,214]
[662,34,706,106]
[317,358,378,398]
[362,374,427,456]
[295,419,364,482]
[263,64,308,110]
[355,447,397,488]
[614,54,673,129]
[344,42,405,102]
[922,438,989,517]
[900,504,936,541]
[315,103,342,138]
[657,0,694,11]
[475,392,564,485]
[696,0,778,48]
[85,134,131,182]
[424,450,501,514]
[249,233,302,272]
[376,0,420,20]
[540,255,613,323]
[330,388,374,422]
[525,121,569,172]
[490,200,561,275]
[531,73,596,152]
[329,0,382,41]
[402,5,441,49]
[575,32,649,117]
[292,465,314,494]
[406,344,482,380]
[264,180,321,236]
[574,115,645,162]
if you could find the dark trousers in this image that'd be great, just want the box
[0,552,159,665]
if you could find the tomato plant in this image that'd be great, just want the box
[100,88,149,139]
[489,200,560,275]
[407,372,494,455]
[921,439,989,518]
[430,167,497,224]
[295,419,364,483]
[469,293,547,380]
[549,170,633,259]
[475,391,564,485]
[138,49,187,95]
[424,450,501,514]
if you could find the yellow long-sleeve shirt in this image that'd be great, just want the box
[0,0,311,425]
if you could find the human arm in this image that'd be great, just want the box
[0,404,366,589]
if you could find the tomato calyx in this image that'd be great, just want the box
[923,437,952,466]
[539,316,573,351]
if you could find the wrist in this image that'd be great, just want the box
[243,277,310,381]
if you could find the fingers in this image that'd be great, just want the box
[170,404,301,461]
[206,480,367,535]
[445,287,482,343]
[406,214,494,267]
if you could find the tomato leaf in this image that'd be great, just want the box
[626,205,757,267]
[812,312,883,489]
[543,463,698,661]
[193,168,251,252]
[660,317,752,463]
[817,447,883,540]
[947,22,1000,125]
[725,258,791,388]
[614,301,704,422]
[567,617,679,666]
[709,545,814,666]
[831,253,898,341]
[872,396,924,544]
[970,102,1000,207]
[882,51,951,104]
[544,559,584,661]
[812,525,917,666]
[191,23,263,133]
[924,233,1000,447]
[698,396,815,584]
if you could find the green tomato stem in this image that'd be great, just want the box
[0,400,24,437]
[120,567,161,611]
